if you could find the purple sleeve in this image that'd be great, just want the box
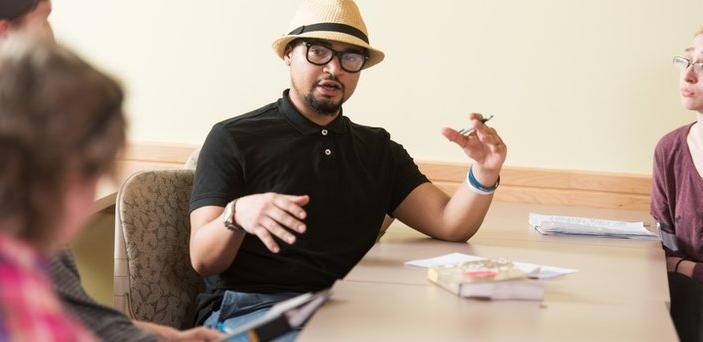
[651,134,703,283]
[650,142,685,258]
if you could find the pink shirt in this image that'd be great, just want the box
[0,231,94,341]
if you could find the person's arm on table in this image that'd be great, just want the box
[392,113,507,242]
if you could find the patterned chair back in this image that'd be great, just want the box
[113,169,202,329]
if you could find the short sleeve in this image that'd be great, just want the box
[387,139,430,215]
[190,123,245,212]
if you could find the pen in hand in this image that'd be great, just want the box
[457,114,494,136]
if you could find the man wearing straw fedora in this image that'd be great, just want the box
[189,0,507,338]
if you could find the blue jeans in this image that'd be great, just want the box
[203,291,303,342]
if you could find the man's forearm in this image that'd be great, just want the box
[439,183,495,241]
[190,213,246,276]
[437,165,499,240]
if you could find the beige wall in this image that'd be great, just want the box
[51,0,702,174]
[70,212,115,306]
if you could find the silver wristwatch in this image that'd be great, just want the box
[222,199,245,233]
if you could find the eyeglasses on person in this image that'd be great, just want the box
[673,56,703,75]
[301,40,368,73]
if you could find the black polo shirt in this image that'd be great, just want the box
[190,90,429,324]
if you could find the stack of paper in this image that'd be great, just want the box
[529,213,658,240]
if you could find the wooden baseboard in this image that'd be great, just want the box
[421,162,651,210]
[118,142,196,164]
[118,142,652,211]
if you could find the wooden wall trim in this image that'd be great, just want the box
[118,142,652,210]
[419,162,651,195]
[118,142,197,164]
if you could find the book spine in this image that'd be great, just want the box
[248,315,294,342]
[427,268,461,295]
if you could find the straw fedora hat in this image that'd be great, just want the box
[272,0,385,69]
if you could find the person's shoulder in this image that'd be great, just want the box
[655,123,693,155]
[49,250,79,279]
[203,101,282,145]
[348,120,391,139]
[217,101,281,132]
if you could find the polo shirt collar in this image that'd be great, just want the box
[279,89,349,135]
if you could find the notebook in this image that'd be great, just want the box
[219,289,331,342]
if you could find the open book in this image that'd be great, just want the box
[219,290,331,342]
[427,259,545,301]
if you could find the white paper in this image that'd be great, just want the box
[513,262,579,279]
[404,252,484,268]
[405,253,577,279]
[529,213,657,239]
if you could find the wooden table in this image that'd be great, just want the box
[301,281,674,342]
[92,178,119,213]
[299,201,678,341]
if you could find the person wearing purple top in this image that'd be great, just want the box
[651,27,703,342]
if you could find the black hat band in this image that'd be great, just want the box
[288,22,369,44]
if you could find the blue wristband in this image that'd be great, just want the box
[467,166,500,194]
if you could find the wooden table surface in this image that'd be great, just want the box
[299,201,678,341]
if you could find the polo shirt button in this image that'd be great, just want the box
[324,149,332,156]
[321,129,328,136]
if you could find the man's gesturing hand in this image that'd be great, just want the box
[233,193,309,253]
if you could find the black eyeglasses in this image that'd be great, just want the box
[673,56,703,75]
[302,41,368,73]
